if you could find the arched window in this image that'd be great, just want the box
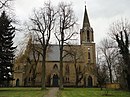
[65,76,69,83]
[53,64,58,69]
[65,64,70,74]
[88,52,90,59]
[87,30,90,42]
[88,47,91,62]
[16,79,20,87]
[28,77,31,82]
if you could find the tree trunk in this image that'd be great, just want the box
[41,51,46,90]
[124,56,130,90]
[31,71,36,87]
[59,46,63,90]
[31,79,35,87]
[127,74,130,90]
[127,62,130,90]
[107,61,112,83]
[59,51,63,90]
[100,84,103,90]
[74,60,78,87]
[75,75,78,87]
[109,68,113,83]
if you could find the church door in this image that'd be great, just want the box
[16,79,20,87]
[88,76,93,87]
[52,74,58,87]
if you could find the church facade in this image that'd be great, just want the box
[13,6,97,87]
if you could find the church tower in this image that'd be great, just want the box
[80,5,96,65]
[80,5,96,87]
[80,6,94,44]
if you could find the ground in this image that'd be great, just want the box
[0,88,130,97]
[58,88,130,97]
[44,88,58,97]
[0,88,45,97]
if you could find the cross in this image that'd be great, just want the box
[84,1,86,7]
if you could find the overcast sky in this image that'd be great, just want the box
[13,0,130,46]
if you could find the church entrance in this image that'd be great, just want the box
[88,76,93,87]
[52,74,58,87]
[16,79,20,87]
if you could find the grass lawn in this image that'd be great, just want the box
[58,88,130,97]
[0,88,46,97]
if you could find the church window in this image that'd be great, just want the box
[29,69,31,73]
[65,76,69,83]
[53,64,58,69]
[87,30,90,42]
[65,64,70,74]
[67,77,69,82]
[28,77,31,82]
[18,66,20,70]
[88,47,91,60]
[15,67,18,70]
[78,65,81,73]
[88,52,90,59]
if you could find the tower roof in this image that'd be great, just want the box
[83,5,90,28]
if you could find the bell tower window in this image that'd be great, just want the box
[87,30,90,42]
[88,47,91,63]
[92,29,94,41]
[88,52,90,59]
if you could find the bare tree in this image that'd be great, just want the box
[98,38,119,83]
[29,2,57,90]
[14,35,40,86]
[96,64,108,90]
[109,19,130,90]
[116,29,130,90]
[54,2,77,89]
[67,45,85,87]
[96,48,108,90]
[109,19,130,39]
[0,0,13,9]
[23,36,40,86]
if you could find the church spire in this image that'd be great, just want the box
[80,5,94,44]
[83,5,90,28]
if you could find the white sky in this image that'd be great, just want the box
[13,0,130,46]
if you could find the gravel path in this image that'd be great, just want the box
[44,88,59,97]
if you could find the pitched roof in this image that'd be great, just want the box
[29,44,84,62]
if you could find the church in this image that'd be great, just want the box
[13,6,97,87]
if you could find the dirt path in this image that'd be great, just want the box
[44,88,59,97]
